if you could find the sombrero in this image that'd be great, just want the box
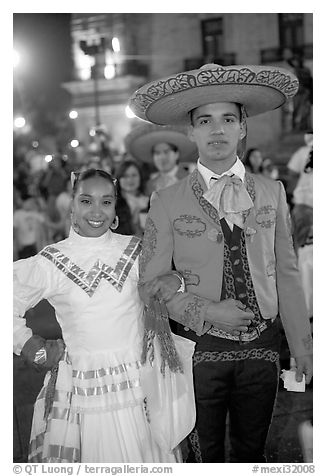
[124,123,198,163]
[128,63,299,125]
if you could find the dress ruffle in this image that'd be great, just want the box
[29,349,181,463]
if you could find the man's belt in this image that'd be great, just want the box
[207,318,274,343]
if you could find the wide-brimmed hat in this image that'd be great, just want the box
[124,123,198,162]
[129,63,299,125]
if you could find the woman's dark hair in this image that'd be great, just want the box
[242,148,263,173]
[115,160,146,195]
[114,161,148,235]
[72,168,117,197]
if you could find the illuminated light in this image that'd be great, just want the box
[89,128,96,137]
[32,141,39,148]
[76,50,95,81]
[80,68,91,81]
[62,154,69,161]
[125,105,136,119]
[45,155,53,163]
[70,139,79,148]
[104,64,115,79]
[13,49,20,68]
[14,117,26,128]
[69,110,78,119]
[112,37,120,53]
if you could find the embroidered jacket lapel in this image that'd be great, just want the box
[188,169,222,228]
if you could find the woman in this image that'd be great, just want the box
[13,169,182,463]
[115,160,149,237]
[242,147,264,174]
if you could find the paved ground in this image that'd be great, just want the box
[13,300,313,463]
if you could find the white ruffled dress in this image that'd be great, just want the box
[13,228,180,463]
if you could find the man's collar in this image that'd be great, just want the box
[197,157,246,188]
[159,164,179,178]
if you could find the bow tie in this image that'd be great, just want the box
[203,174,254,228]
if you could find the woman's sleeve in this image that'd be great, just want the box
[13,254,55,355]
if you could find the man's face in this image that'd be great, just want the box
[188,102,245,171]
[152,142,179,173]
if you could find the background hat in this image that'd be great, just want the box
[129,63,299,125]
[124,123,198,162]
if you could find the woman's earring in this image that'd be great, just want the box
[110,215,119,230]
[70,211,80,234]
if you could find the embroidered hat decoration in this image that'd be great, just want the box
[128,63,299,125]
[124,123,198,163]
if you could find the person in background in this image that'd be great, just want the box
[129,62,313,463]
[13,197,47,259]
[288,55,313,132]
[242,147,264,174]
[13,197,63,260]
[55,177,73,239]
[261,158,279,180]
[41,154,68,222]
[13,168,183,463]
[115,160,149,237]
[287,131,313,205]
[125,123,198,198]
[291,144,313,323]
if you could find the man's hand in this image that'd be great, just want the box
[140,272,183,303]
[206,299,254,334]
[294,354,313,385]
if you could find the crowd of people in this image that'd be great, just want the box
[13,61,313,464]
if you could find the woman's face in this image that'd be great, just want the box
[249,150,263,170]
[72,177,116,237]
[119,165,141,194]
[152,142,179,173]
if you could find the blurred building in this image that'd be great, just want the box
[62,13,313,163]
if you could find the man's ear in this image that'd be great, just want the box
[239,121,247,140]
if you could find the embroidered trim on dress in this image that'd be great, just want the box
[40,236,141,296]
[72,378,141,396]
[139,217,157,280]
[29,443,81,463]
[72,360,142,379]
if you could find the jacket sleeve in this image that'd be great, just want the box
[139,193,211,335]
[274,181,312,357]
[13,254,56,355]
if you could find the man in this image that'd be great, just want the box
[129,63,313,462]
[287,130,313,206]
[125,123,197,196]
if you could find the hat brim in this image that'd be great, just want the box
[129,64,299,125]
[125,125,198,162]
[144,84,286,125]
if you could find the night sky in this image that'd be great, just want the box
[13,13,73,113]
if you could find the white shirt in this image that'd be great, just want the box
[197,157,246,230]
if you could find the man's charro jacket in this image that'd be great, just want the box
[139,168,312,358]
